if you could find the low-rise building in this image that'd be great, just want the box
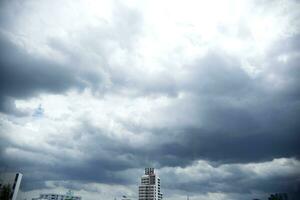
[32,191,81,200]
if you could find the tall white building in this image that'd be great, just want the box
[138,168,162,200]
[0,172,23,200]
[32,190,81,200]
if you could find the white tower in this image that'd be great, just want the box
[138,168,163,200]
[0,172,23,200]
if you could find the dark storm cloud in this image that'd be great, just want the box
[24,34,300,191]
[0,35,86,114]
[156,127,299,164]
[0,121,144,191]
[107,47,293,171]
[0,0,299,199]
[0,0,143,115]
[0,0,146,190]
[1,34,299,197]
[154,33,300,164]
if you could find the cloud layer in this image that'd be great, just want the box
[0,0,300,200]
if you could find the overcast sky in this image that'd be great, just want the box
[0,0,300,200]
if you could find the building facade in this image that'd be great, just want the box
[138,168,162,200]
[32,191,81,200]
[0,172,23,200]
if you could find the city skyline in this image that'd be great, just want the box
[0,0,300,200]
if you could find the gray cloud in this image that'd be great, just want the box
[0,0,300,200]
[0,0,143,115]
[159,158,300,198]
[0,34,86,113]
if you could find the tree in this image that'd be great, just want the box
[0,184,12,200]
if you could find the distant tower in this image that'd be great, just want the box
[138,168,163,200]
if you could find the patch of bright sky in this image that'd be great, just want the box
[14,90,179,148]
[4,0,299,78]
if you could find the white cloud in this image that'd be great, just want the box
[160,158,300,184]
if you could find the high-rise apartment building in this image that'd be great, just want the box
[0,172,23,200]
[138,168,162,200]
